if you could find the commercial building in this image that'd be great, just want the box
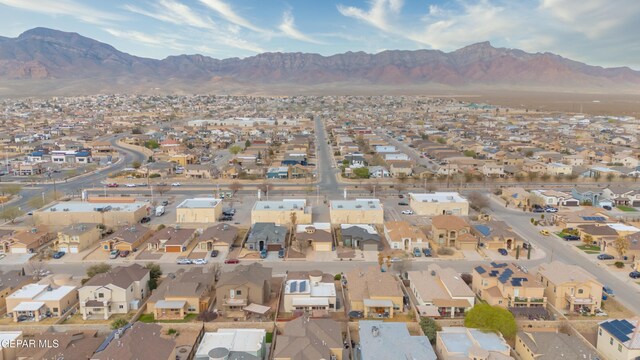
[330,200,384,225]
[251,199,311,225]
[34,200,149,229]
[176,198,223,223]
[409,192,469,216]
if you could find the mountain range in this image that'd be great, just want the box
[1,27,639,96]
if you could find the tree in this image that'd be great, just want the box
[612,236,630,259]
[460,273,472,286]
[146,263,162,290]
[258,182,272,197]
[463,150,476,158]
[606,173,616,182]
[144,140,160,149]
[0,206,23,223]
[28,260,49,280]
[229,145,242,155]
[131,161,141,169]
[582,234,594,245]
[245,140,251,148]
[420,317,441,343]
[392,254,412,275]
[229,182,242,195]
[353,167,370,179]
[527,172,539,182]
[197,311,218,322]
[86,263,112,278]
[154,184,171,196]
[111,317,128,330]
[467,192,490,211]
[464,303,517,338]
[0,184,22,196]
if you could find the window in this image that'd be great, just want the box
[236,290,242,295]
[578,289,584,294]
[119,305,124,309]
[618,344,622,352]
[53,307,58,313]
[610,337,613,345]
[599,329,602,336]
[98,293,104,298]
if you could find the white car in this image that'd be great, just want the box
[171,182,181,187]
[193,258,208,265]
[401,210,414,215]
[124,183,136,187]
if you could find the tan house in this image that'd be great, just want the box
[251,199,311,225]
[274,317,346,360]
[597,318,640,360]
[176,198,223,223]
[437,327,513,360]
[55,223,101,253]
[472,220,523,250]
[537,261,603,314]
[196,224,239,252]
[100,225,152,252]
[384,221,427,251]
[431,215,477,250]
[330,200,384,225]
[295,223,333,252]
[472,263,546,308]
[389,161,413,177]
[169,153,195,167]
[577,224,619,247]
[345,266,403,318]
[146,227,196,253]
[34,200,149,229]
[0,270,33,315]
[90,322,176,360]
[0,227,54,254]
[146,268,215,320]
[79,264,149,320]
[215,263,272,316]
[516,331,598,360]
[409,192,469,216]
[408,265,475,318]
[6,283,77,322]
[183,164,215,179]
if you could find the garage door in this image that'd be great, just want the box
[362,243,379,251]
[267,244,281,251]
[70,246,79,253]
[59,246,69,253]
[458,242,477,250]
[314,242,333,252]
[633,200,640,207]
[11,247,27,254]
[165,245,182,253]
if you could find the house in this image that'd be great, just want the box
[281,154,307,166]
[389,161,413,177]
[283,271,337,312]
[183,164,215,179]
[472,262,546,308]
[375,145,397,153]
[195,329,266,360]
[472,220,523,251]
[273,317,346,360]
[572,187,605,205]
[345,266,403,318]
[431,215,477,250]
[602,186,640,207]
[146,227,195,253]
[16,330,104,360]
[597,318,640,360]
[0,331,21,359]
[99,225,152,252]
[176,197,223,223]
[409,192,469,216]
[340,224,382,251]
[146,268,215,320]
[0,270,32,315]
[516,330,598,360]
[384,221,427,251]
[0,227,54,254]
[34,200,149,229]
[344,153,366,167]
[215,263,272,315]
[196,223,238,252]
[530,189,578,206]
[407,265,475,318]
[482,162,505,177]
[79,264,150,320]
[537,261,603,315]
[169,153,195,166]
[359,320,437,360]
[384,153,410,161]
[330,200,384,225]
[251,199,311,225]
[436,327,513,360]
[55,223,101,253]
[295,223,333,252]
[267,166,289,179]
[91,323,176,360]
[546,162,573,176]
[6,283,77,322]
[577,224,618,247]
[245,222,287,252]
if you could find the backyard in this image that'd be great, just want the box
[577,244,600,254]
[138,313,198,323]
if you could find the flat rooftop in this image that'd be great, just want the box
[254,199,306,211]
[177,198,222,209]
[330,200,382,210]
[409,192,467,203]
[40,201,147,213]
[196,329,265,356]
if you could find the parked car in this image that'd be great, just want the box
[522,242,531,249]
[223,208,236,215]
[119,250,130,258]
[278,248,285,258]
[124,183,136,187]
[193,258,208,265]
[176,258,192,265]
[401,210,414,215]
[219,215,233,221]
[109,250,120,259]
[52,251,65,259]
[422,248,432,257]
[210,250,219,258]
[171,182,181,186]
[498,248,508,256]
[629,271,640,279]
[544,206,558,213]
[398,194,405,198]
[597,254,615,260]
[224,258,240,264]
[602,205,612,210]
[413,248,421,257]
[260,249,267,259]
[563,235,580,241]
[106,183,119,188]
[539,229,550,236]
[532,205,544,213]
[140,217,151,223]
[398,202,409,206]
[161,200,169,206]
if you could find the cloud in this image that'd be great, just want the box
[0,0,122,25]
[278,10,322,44]
[198,0,267,34]
[104,28,186,50]
[337,0,403,32]
[124,0,215,30]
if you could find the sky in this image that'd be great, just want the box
[0,0,639,69]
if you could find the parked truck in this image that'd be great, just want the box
[155,205,165,216]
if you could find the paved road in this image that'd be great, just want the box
[486,196,640,314]
[315,116,339,193]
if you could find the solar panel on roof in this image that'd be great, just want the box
[299,281,306,292]
[475,266,487,274]
[290,281,298,293]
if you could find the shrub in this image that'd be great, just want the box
[167,328,178,335]
[197,311,218,322]
[437,247,454,256]
[420,317,441,343]
[334,273,342,281]
[614,261,624,268]
[111,318,128,330]
[465,303,517,338]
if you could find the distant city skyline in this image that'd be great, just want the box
[0,0,639,69]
